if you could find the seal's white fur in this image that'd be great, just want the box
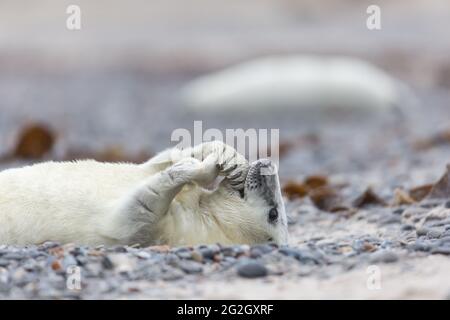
[0,141,288,246]
[182,55,409,113]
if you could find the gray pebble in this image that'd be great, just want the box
[162,273,184,281]
[176,251,192,260]
[2,253,25,260]
[177,261,203,274]
[279,248,301,258]
[62,255,79,269]
[199,248,215,260]
[431,247,450,255]
[112,246,127,253]
[420,201,442,209]
[428,218,450,228]
[401,224,415,231]
[40,242,59,250]
[287,214,298,225]
[369,250,399,263]
[427,229,444,239]
[379,215,402,225]
[279,248,321,264]
[402,207,427,218]
[407,241,431,252]
[0,259,10,267]
[249,248,262,259]
[22,260,39,272]
[381,240,395,249]
[251,244,274,254]
[416,227,431,237]
[237,261,268,278]
[190,250,203,263]
[101,256,114,270]
[220,247,235,257]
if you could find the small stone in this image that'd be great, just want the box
[427,229,444,239]
[279,248,321,264]
[438,237,450,246]
[279,248,300,258]
[161,266,184,281]
[337,245,353,254]
[176,251,192,260]
[431,247,450,255]
[135,251,151,259]
[402,207,427,219]
[408,241,430,252]
[51,260,62,271]
[401,224,415,231]
[88,249,104,257]
[0,259,9,267]
[416,227,431,237]
[234,246,250,258]
[178,260,203,274]
[237,261,268,278]
[213,253,222,263]
[2,253,25,260]
[112,246,127,253]
[32,251,47,259]
[221,247,235,257]
[362,242,377,252]
[420,201,442,209]
[287,214,298,225]
[428,218,450,228]
[148,245,171,253]
[381,240,395,249]
[191,251,203,263]
[175,247,190,253]
[369,250,399,263]
[70,247,86,256]
[40,241,60,250]
[379,214,402,225]
[0,267,8,283]
[101,256,114,270]
[250,248,263,259]
[62,255,78,269]
[393,208,405,215]
[445,201,450,209]
[11,268,28,284]
[22,260,38,272]
[200,248,215,260]
[255,244,275,254]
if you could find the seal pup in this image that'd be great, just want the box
[0,141,288,246]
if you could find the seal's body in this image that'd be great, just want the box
[0,142,288,246]
[182,55,412,114]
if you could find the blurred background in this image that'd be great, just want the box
[0,0,449,183]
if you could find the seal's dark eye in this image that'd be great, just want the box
[268,208,278,223]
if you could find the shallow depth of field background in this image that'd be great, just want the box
[0,0,449,178]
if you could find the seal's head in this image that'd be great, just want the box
[214,159,289,245]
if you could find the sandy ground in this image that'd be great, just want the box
[179,256,450,300]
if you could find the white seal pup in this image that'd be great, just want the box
[0,141,288,246]
[181,55,413,115]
